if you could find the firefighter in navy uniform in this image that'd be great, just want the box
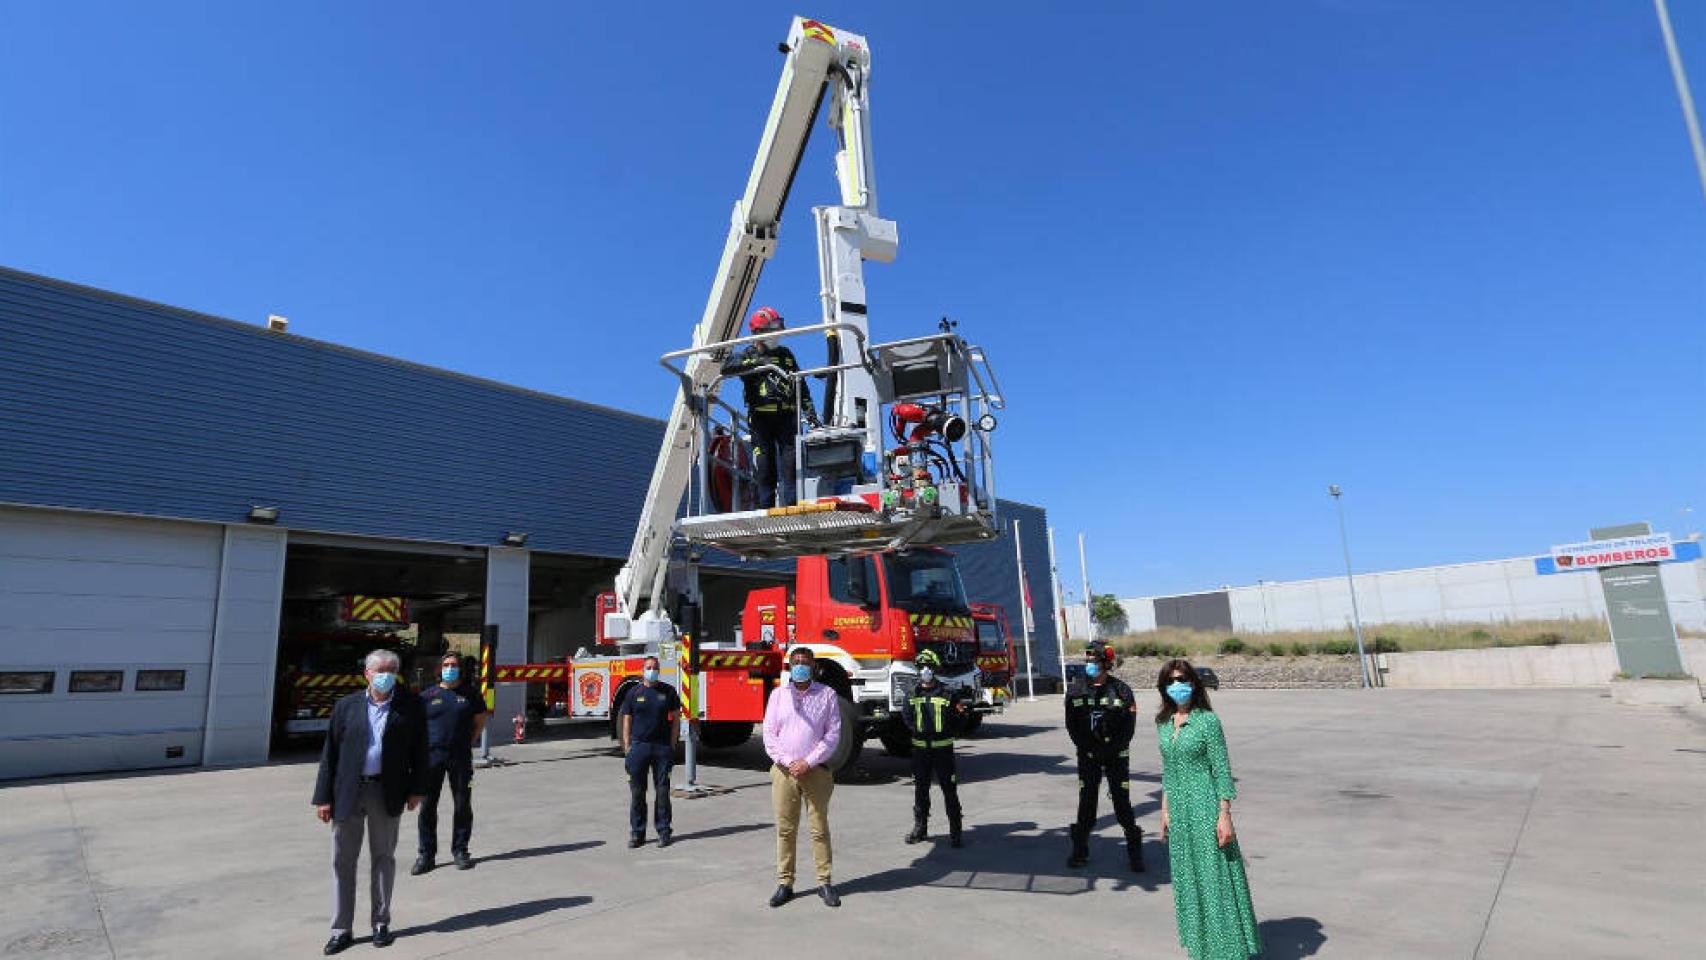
[903,649,973,848]
[413,652,488,874]
[1064,641,1145,871]
[721,306,818,509]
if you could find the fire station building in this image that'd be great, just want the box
[0,267,1059,780]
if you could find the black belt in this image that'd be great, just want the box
[359,774,382,783]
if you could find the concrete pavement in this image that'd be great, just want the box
[2,689,1702,959]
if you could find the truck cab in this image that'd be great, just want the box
[738,548,980,757]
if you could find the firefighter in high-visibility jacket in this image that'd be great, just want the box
[1064,641,1145,871]
[902,649,972,847]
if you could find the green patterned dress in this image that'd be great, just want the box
[1157,709,1262,960]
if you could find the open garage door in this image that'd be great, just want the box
[272,540,485,754]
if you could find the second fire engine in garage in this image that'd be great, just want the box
[971,602,1015,718]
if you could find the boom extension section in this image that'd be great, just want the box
[613,16,1006,642]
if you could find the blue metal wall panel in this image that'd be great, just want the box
[0,268,659,557]
[952,500,1061,680]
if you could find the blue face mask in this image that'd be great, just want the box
[1084,662,1101,679]
[441,667,460,684]
[1166,681,1193,706]
[370,672,397,694]
[643,667,659,683]
[789,663,813,684]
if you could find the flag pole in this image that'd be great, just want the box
[1013,519,1037,701]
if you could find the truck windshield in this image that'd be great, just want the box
[975,619,1006,652]
[882,552,970,612]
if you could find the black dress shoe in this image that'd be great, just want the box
[818,883,841,908]
[657,834,673,848]
[453,851,473,870]
[372,925,393,948]
[410,856,433,876]
[324,932,353,955]
[628,836,644,849]
[768,884,793,908]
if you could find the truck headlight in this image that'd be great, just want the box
[294,708,313,718]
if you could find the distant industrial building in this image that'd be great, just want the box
[0,267,1057,780]
[1067,550,1706,638]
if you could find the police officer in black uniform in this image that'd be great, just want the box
[721,306,818,509]
[1064,641,1144,871]
[618,655,681,848]
[413,652,488,874]
[903,649,972,848]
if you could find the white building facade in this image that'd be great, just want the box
[1069,549,1706,638]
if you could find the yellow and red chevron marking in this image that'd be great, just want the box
[293,673,365,688]
[976,656,1009,671]
[908,614,975,629]
[801,19,835,45]
[698,652,777,670]
[342,595,408,623]
[494,664,572,682]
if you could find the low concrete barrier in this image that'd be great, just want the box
[1380,639,1706,689]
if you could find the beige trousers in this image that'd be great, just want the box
[771,763,834,885]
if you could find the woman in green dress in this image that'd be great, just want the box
[1156,659,1262,960]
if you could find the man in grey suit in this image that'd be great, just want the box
[312,649,428,954]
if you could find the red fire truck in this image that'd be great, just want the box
[490,17,1007,784]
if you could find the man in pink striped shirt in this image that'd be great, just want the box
[762,646,843,908]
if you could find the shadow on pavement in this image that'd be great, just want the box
[392,896,592,936]
[959,750,1148,780]
[839,819,1169,898]
[1257,916,1327,959]
[699,741,910,787]
[665,821,772,843]
[478,839,604,864]
[965,722,1057,740]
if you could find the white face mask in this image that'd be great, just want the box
[919,667,936,684]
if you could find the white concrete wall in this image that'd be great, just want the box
[1381,639,1706,688]
[1122,555,1706,635]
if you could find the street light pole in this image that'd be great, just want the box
[1654,0,1706,210]
[1329,485,1373,688]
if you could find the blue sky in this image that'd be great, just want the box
[3,2,1702,599]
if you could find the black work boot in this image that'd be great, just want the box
[905,815,928,844]
[949,819,964,848]
[1126,826,1146,872]
[1067,825,1089,868]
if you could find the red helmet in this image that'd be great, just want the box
[749,306,784,333]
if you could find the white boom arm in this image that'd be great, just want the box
[615,18,891,626]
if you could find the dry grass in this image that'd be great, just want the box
[1070,619,1621,659]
